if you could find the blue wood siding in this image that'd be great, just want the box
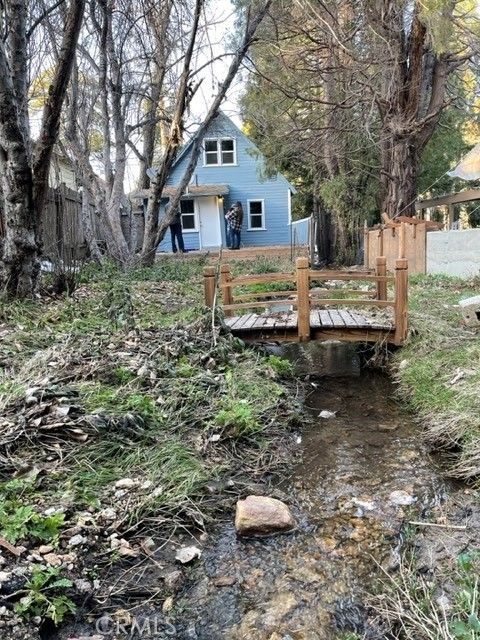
[165,114,292,248]
[156,201,200,252]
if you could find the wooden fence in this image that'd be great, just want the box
[42,186,92,259]
[364,220,426,274]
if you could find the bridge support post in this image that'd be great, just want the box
[296,257,310,341]
[220,264,234,317]
[376,256,387,300]
[394,258,408,345]
[203,266,216,309]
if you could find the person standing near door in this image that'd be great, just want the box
[169,207,185,254]
[226,201,243,250]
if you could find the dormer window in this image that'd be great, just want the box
[204,138,236,166]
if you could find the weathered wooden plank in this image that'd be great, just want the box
[314,299,395,308]
[222,300,272,311]
[253,315,268,329]
[318,310,334,328]
[239,314,259,330]
[224,273,296,287]
[228,314,254,330]
[224,317,239,328]
[338,310,358,328]
[309,310,321,329]
[309,272,393,283]
[285,311,298,328]
[328,309,346,327]
[234,290,296,302]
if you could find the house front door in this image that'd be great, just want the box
[199,197,222,248]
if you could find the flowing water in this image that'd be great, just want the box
[177,342,447,640]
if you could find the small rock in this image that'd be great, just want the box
[68,534,87,547]
[74,579,93,594]
[140,480,153,490]
[175,546,202,564]
[319,410,336,419]
[210,434,221,442]
[44,506,63,516]
[0,572,11,585]
[44,553,62,567]
[38,545,54,555]
[213,575,236,587]
[235,495,295,536]
[114,478,137,490]
[377,423,398,432]
[436,594,451,611]
[164,570,184,591]
[389,490,416,506]
[98,507,116,521]
[352,499,375,511]
[162,596,174,613]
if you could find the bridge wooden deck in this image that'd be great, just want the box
[204,256,408,346]
[224,309,394,343]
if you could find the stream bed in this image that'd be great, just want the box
[176,342,448,640]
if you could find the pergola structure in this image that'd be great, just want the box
[415,188,480,229]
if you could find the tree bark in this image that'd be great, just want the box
[382,138,418,218]
[0,0,85,297]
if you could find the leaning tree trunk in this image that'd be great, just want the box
[0,153,38,297]
[382,136,418,218]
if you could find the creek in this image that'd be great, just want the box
[176,341,448,640]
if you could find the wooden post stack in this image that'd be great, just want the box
[220,264,234,317]
[203,266,216,308]
[394,258,408,345]
[296,257,310,341]
[375,256,387,301]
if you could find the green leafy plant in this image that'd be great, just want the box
[0,503,65,544]
[450,552,480,639]
[15,566,76,625]
[267,355,293,376]
[215,400,261,437]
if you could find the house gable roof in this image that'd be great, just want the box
[169,112,297,194]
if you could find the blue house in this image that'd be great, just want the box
[147,113,296,252]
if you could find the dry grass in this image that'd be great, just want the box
[393,274,480,480]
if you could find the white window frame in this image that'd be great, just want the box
[247,199,266,231]
[179,198,199,233]
[203,137,237,167]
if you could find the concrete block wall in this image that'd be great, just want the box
[427,229,480,277]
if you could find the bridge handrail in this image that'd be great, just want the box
[203,256,408,345]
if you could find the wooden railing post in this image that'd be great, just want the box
[394,258,408,345]
[296,257,310,341]
[398,221,406,259]
[220,264,234,317]
[363,220,369,268]
[376,256,387,301]
[203,266,216,309]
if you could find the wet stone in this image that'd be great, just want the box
[235,496,296,536]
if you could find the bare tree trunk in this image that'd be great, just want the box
[81,183,103,264]
[140,0,273,266]
[138,0,174,189]
[382,138,418,218]
[0,0,85,297]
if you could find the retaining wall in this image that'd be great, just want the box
[427,229,480,277]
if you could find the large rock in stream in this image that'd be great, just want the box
[235,495,295,536]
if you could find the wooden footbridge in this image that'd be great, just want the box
[203,257,409,346]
